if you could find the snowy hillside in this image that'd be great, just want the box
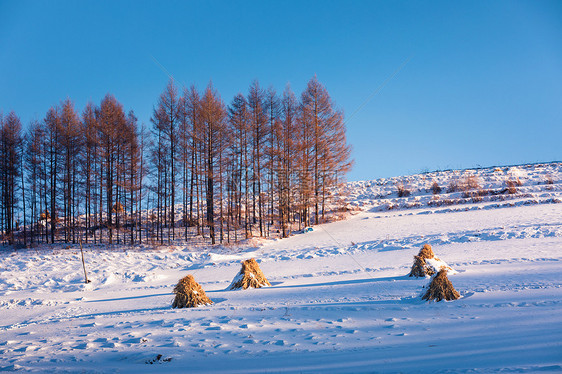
[1,162,561,373]
[346,162,561,211]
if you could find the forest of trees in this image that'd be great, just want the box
[0,76,352,247]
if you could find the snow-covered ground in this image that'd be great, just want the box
[1,162,561,373]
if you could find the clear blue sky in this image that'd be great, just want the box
[1,0,561,181]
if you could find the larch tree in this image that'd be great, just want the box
[81,102,98,243]
[151,80,181,243]
[161,80,180,241]
[44,105,62,244]
[25,120,45,244]
[228,93,250,238]
[59,99,82,243]
[0,112,23,244]
[300,76,352,224]
[199,82,227,244]
[276,85,299,237]
[179,85,200,239]
[96,94,127,244]
[247,80,268,236]
[124,110,141,244]
[264,86,279,235]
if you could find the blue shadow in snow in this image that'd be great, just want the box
[85,293,170,303]
[269,275,410,290]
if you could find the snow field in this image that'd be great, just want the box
[0,163,561,373]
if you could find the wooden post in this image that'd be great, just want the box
[79,236,91,284]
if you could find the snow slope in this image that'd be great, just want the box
[1,162,561,373]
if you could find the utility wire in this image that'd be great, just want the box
[315,56,413,279]
[150,54,189,90]
[344,55,413,126]
[316,224,379,281]
[148,53,412,282]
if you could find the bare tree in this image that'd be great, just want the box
[0,112,23,244]
[25,120,45,244]
[96,94,127,244]
[82,103,98,243]
[300,76,352,224]
[247,81,268,236]
[200,82,227,244]
[59,99,82,243]
[228,93,251,238]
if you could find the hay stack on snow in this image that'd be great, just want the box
[409,244,456,277]
[229,258,271,290]
[172,274,213,308]
[422,269,461,301]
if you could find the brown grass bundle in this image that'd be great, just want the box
[409,244,436,277]
[419,243,434,259]
[172,274,213,308]
[422,269,460,301]
[229,258,271,290]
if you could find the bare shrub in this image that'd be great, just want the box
[447,180,459,193]
[431,181,442,194]
[464,175,479,190]
[505,180,518,194]
[464,188,490,203]
[471,196,483,203]
[477,189,490,196]
[397,184,411,197]
[428,197,459,207]
[406,201,423,208]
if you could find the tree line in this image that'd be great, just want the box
[0,76,352,247]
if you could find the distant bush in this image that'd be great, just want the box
[428,197,460,207]
[463,188,491,199]
[471,196,483,203]
[397,184,411,197]
[447,180,459,193]
[505,180,518,194]
[448,175,480,194]
[464,175,480,190]
[431,181,442,194]
[477,189,491,196]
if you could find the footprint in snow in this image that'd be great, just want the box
[145,354,172,364]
